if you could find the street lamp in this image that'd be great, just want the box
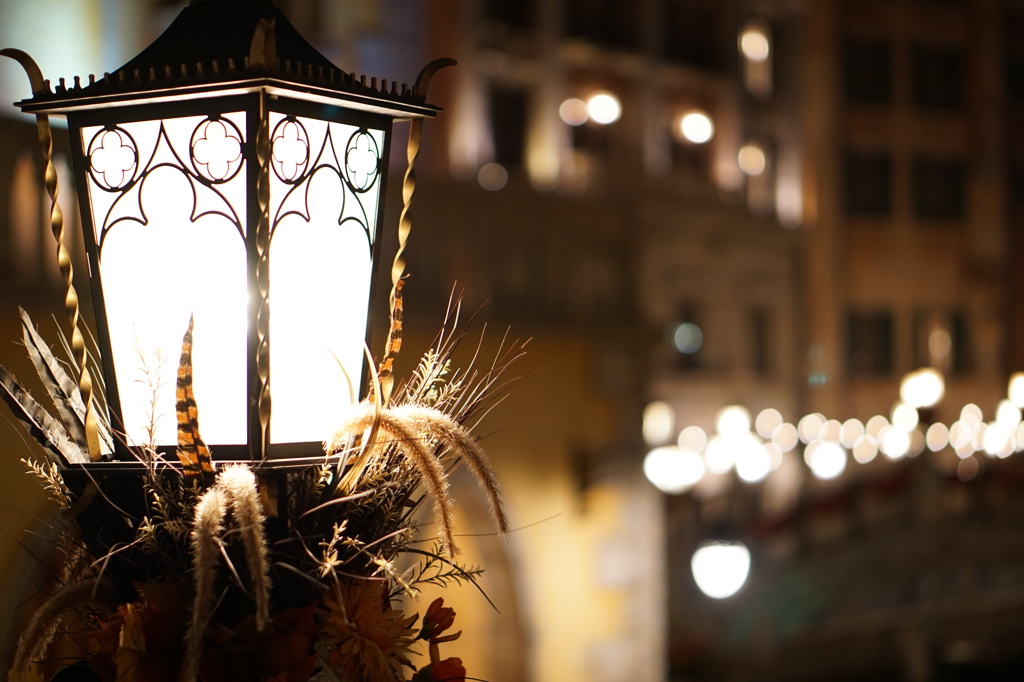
[9,0,444,462]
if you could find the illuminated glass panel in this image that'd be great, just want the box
[81,112,248,448]
[267,113,384,445]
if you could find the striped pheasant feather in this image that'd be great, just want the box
[176,316,214,486]
[368,276,405,405]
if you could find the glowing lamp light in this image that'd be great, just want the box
[691,541,751,599]
[735,436,771,483]
[678,111,714,144]
[559,97,589,126]
[716,405,752,438]
[806,441,847,480]
[739,26,770,62]
[900,368,944,408]
[643,446,704,494]
[13,0,443,461]
[738,143,766,176]
[1009,373,1024,408]
[586,91,621,125]
[477,162,508,191]
[642,400,675,446]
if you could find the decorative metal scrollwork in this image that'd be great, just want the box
[190,117,244,183]
[88,127,138,191]
[270,117,310,183]
[344,129,380,193]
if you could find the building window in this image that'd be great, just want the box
[846,310,894,377]
[662,2,727,72]
[912,43,963,110]
[749,308,773,376]
[566,0,639,51]
[1010,166,1024,206]
[843,150,892,216]
[843,38,891,104]
[489,84,529,168]
[912,155,966,220]
[482,0,533,28]
[1007,54,1024,101]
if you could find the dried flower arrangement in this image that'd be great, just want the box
[0,286,525,682]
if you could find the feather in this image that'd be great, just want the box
[368,276,405,406]
[0,365,84,465]
[176,316,214,487]
[19,307,87,447]
[46,311,116,453]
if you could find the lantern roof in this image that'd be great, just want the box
[15,0,441,120]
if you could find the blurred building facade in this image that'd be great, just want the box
[3,1,1024,682]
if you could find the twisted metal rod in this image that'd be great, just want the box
[254,89,273,460]
[389,58,456,309]
[1,48,101,460]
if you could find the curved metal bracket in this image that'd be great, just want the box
[413,57,456,100]
[0,48,47,95]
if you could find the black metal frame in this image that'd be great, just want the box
[68,91,393,464]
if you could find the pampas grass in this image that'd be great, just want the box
[4,292,525,681]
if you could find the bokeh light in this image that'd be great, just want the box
[643,446,705,494]
[755,408,783,439]
[739,26,770,62]
[477,162,508,191]
[672,322,704,354]
[678,111,714,144]
[691,541,751,599]
[716,405,752,438]
[587,92,621,125]
[807,441,847,479]
[738,143,767,175]
[771,422,799,452]
[642,401,675,446]
[678,425,708,453]
[559,97,589,126]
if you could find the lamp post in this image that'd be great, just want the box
[9,0,444,463]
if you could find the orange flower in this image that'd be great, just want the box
[418,598,461,643]
[319,581,418,682]
[412,657,466,682]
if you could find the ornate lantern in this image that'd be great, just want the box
[11,0,442,462]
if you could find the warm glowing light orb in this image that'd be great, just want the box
[996,399,1022,430]
[739,27,770,62]
[926,422,950,451]
[881,427,910,459]
[755,408,783,439]
[771,422,799,452]
[643,446,705,494]
[840,418,865,449]
[678,111,714,144]
[643,400,675,446]
[735,435,771,483]
[798,413,825,444]
[1010,373,1024,408]
[678,425,708,453]
[900,368,944,408]
[852,435,878,464]
[691,541,751,599]
[807,441,847,480]
[704,435,734,474]
[716,405,752,438]
[891,402,920,431]
[559,97,589,126]
[477,162,508,191]
[587,92,621,125]
[738,144,766,175]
